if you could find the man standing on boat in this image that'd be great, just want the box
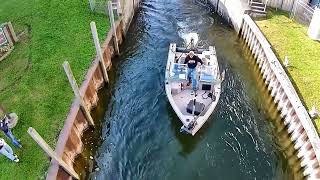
[184,51,203,95]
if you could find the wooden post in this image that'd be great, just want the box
[116,0,122,16]
[27,127,80,180]
[63,61,95,127]
[90,21,109,83]
[108,1,120,55]
[7,22,18,42]
[291,0,298,19]
[133,0,135,10]
[216,0,220,12]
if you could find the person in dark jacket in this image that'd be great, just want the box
[0,115,22,148]
[184,51,203,94]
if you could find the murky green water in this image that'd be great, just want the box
[75,0,303,179]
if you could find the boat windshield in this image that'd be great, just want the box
[199,65,217,83]
[170,63,218,83]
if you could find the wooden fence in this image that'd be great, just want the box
[0,22,17,62]
[291,0,315,25]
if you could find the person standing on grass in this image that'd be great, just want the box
[0,114,22,148]
[0,138,19,162]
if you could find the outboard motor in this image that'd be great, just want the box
[187,120,197,130]
[184,33,199,49]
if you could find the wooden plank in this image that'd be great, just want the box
[0,46,14,62]
[63,61,95,127]
[27,127,80,180]
[7,22,18,42]
[108,1,120,55]
[90,21,109,83]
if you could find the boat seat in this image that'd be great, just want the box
[186,100,194,114]
[194,102,205,115]
[186,100,205,115]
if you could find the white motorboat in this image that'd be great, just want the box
[165,34,224,135]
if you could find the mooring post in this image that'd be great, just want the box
[134,0,137,8]
[216,0,220,12]
[108,1,120,55]
[90,21,109,83]
[27,127,80,180]
[63,61,95,127]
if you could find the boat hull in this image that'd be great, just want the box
[165,43,222,135]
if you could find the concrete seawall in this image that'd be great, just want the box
[207,0,250,32]
[46,1,141,179]
[239,15,320,179]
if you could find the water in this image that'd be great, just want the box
[82,0,300,179]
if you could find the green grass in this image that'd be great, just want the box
[0,0,109,179]
[255,9,320,128]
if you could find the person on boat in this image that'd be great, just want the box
[184,51,203,94]
[0,114,22,148]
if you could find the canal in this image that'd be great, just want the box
[79,0,300,179]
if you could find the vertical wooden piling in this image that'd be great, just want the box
[116,0,122,16]
[63,61,95,127]
[90,21,109,83]
[108,1,120,55]
[28,127,80,180]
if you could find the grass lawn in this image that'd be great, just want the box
[0,0,109,179]
[255,9,320,128]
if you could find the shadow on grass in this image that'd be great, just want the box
[0,25,32,93]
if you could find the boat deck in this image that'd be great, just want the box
[172,88,214,116]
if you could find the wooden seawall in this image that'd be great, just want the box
[46,1,141,179]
